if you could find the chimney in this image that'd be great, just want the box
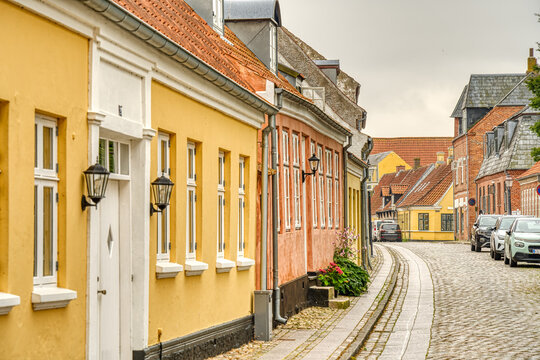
[447,146,454,165]
[396,165,405,172]
[314,60,340,84]
[413,158,421,169]
[527,48,537,74]
[436,152,445,167]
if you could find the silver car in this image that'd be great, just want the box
[489,215,530,260]
[372,219,395,241]
[504,217,540,267]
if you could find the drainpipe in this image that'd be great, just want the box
[360,137,373,269]
[261,124,271,291]
[343,135,352,228]
[272,89,287,324]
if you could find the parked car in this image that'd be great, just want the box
[379,223,402,242]
[490,215,531,260]
[504,217,540,267]
[470,215,500,252]
[372,220,395,241]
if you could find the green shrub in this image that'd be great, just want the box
[334,256,370,296]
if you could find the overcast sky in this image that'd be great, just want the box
[279,0,539,138]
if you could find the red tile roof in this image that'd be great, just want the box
[398,164,452,207]
[518,161,540,180]
[371,137,453,167]
[468,106,523,133]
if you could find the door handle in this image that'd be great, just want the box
[98,289,107,295]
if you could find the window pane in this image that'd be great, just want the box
[98,139,107,167]
[189,190,194,253]
[160,208,168,254]
[43,186,53,277]
[218,196,223,252]
[34,124,38,168]
[108,141,117,173]
[34,185,38,277]
[42,126,53,170]
[238,198,244,250]
[188,148,194,179]
[120,143,129,175]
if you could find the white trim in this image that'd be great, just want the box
[185,260,208,276]
[238,157,246,257]
[284,166,291,230]
[217,152,225,259]
[0,293,20,315]
[318,145,325,228]
[216,258,235,273]
[157,133,170,262]
[236,257,255,271]
[186,142,197,260]
[31,286,77,311]
[155,262,183,279]
[311,141,318,227]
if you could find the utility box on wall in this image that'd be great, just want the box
[254,290,273,341]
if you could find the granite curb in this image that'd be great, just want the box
[336,247,401,360]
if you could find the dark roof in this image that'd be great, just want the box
[224,0,281,25]
[496,73,535,106]
[450,85,468,118]
[464,74,525,108]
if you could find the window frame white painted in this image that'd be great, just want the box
[186,142,197,260]
[269,23,277,73]
[217,151,225,259]
[283,130,291,230]
[212,0,224,35]
[334,153,340,228]
[318,145,325,228]
[157,133,171,261]
[292,134,301,228]
[34,115,59,286]
[238,157,246,257]
[98,137,130,180]
[326,149,333,228]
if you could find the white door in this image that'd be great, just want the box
[99,180,120,359]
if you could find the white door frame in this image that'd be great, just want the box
[301,136,308,273]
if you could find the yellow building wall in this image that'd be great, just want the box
[347,172,362,264]
[148,81,258,345]
[397,185,454,241]
[377,152,410,180]
[0,2,89,358]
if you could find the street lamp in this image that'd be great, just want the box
[505,174,513,215]
[150,174,175,216]
[302,154,320,182]
[82,162,110,210]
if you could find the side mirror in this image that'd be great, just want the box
[506,230,511,236]
[473,223,478,227]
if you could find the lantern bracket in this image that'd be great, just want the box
[150,203,164,216]
[81,195,98,211]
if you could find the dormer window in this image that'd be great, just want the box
[269,23,277,74]
[213,0,224,35]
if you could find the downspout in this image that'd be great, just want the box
[343,136,352,228]
[272,89,287,324]
[261,123,271,291]
[465,134,470,239]
[360,137,373,269]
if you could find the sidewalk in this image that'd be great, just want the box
[210,244,398,360]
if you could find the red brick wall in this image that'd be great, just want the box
[476,170,524,215]
[519,179,540,216]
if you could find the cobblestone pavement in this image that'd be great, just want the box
[397,242,540,360]
[208,247,387,360]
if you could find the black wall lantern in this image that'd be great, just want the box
[302,154,320,182]
[82,162,110,210]
[150,174,175,216]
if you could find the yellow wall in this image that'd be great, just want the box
[397,185,454,241]
[0,2,89,358]
[377,152,410,180]
[148,81,258,345]
[347,172,362,265]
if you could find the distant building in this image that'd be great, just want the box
[367,151,410,192]
[517,161,540,217]
[371,137,453,168]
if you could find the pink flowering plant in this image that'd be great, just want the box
[317,229,370,296]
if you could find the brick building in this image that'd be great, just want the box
[517,161,540,217]
[371,137,453,168]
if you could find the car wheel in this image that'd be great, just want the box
[504,251,509,265]
[475,240,481,252]
[471,243,476,251]
[509,253,518,267]
[490,248,494,258]
[494,252,501,261]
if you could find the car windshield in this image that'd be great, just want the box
[478,217,498,226]
[499,218,517,230]
[382,224,399,230]
[514,219,540,233]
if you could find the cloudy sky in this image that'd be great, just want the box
[279,0,539,137]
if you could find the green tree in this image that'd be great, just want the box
[527,14,540,160]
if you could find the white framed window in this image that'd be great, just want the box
[269,23,277,73]
[334,153,340,227]
[311,142,317,227]
[186,142,197,260]
[318,145,325,228]
[238,157,246,257]
[283,130,291,229]
[98,138,130,177]
[157,133,171,261]
[292,134,301,228]
[282,130,289,165]
[327,178,333,228]
[212,0,224,34]
[34,115,59,286]
[325,149,332,176]
[217,152,225,258]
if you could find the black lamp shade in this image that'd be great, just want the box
[151,175,174,210]
[308,154,320,173]
[84,163,110,204]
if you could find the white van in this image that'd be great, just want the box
[372,219,396,241]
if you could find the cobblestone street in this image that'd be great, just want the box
[398,242,540,360]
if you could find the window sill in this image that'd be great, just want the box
[185,260,208,276]
[0,292,20,315]
[32,286,77,311]
[156,262,183,279]
[236,257,255,271]
[216,258,235,273]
